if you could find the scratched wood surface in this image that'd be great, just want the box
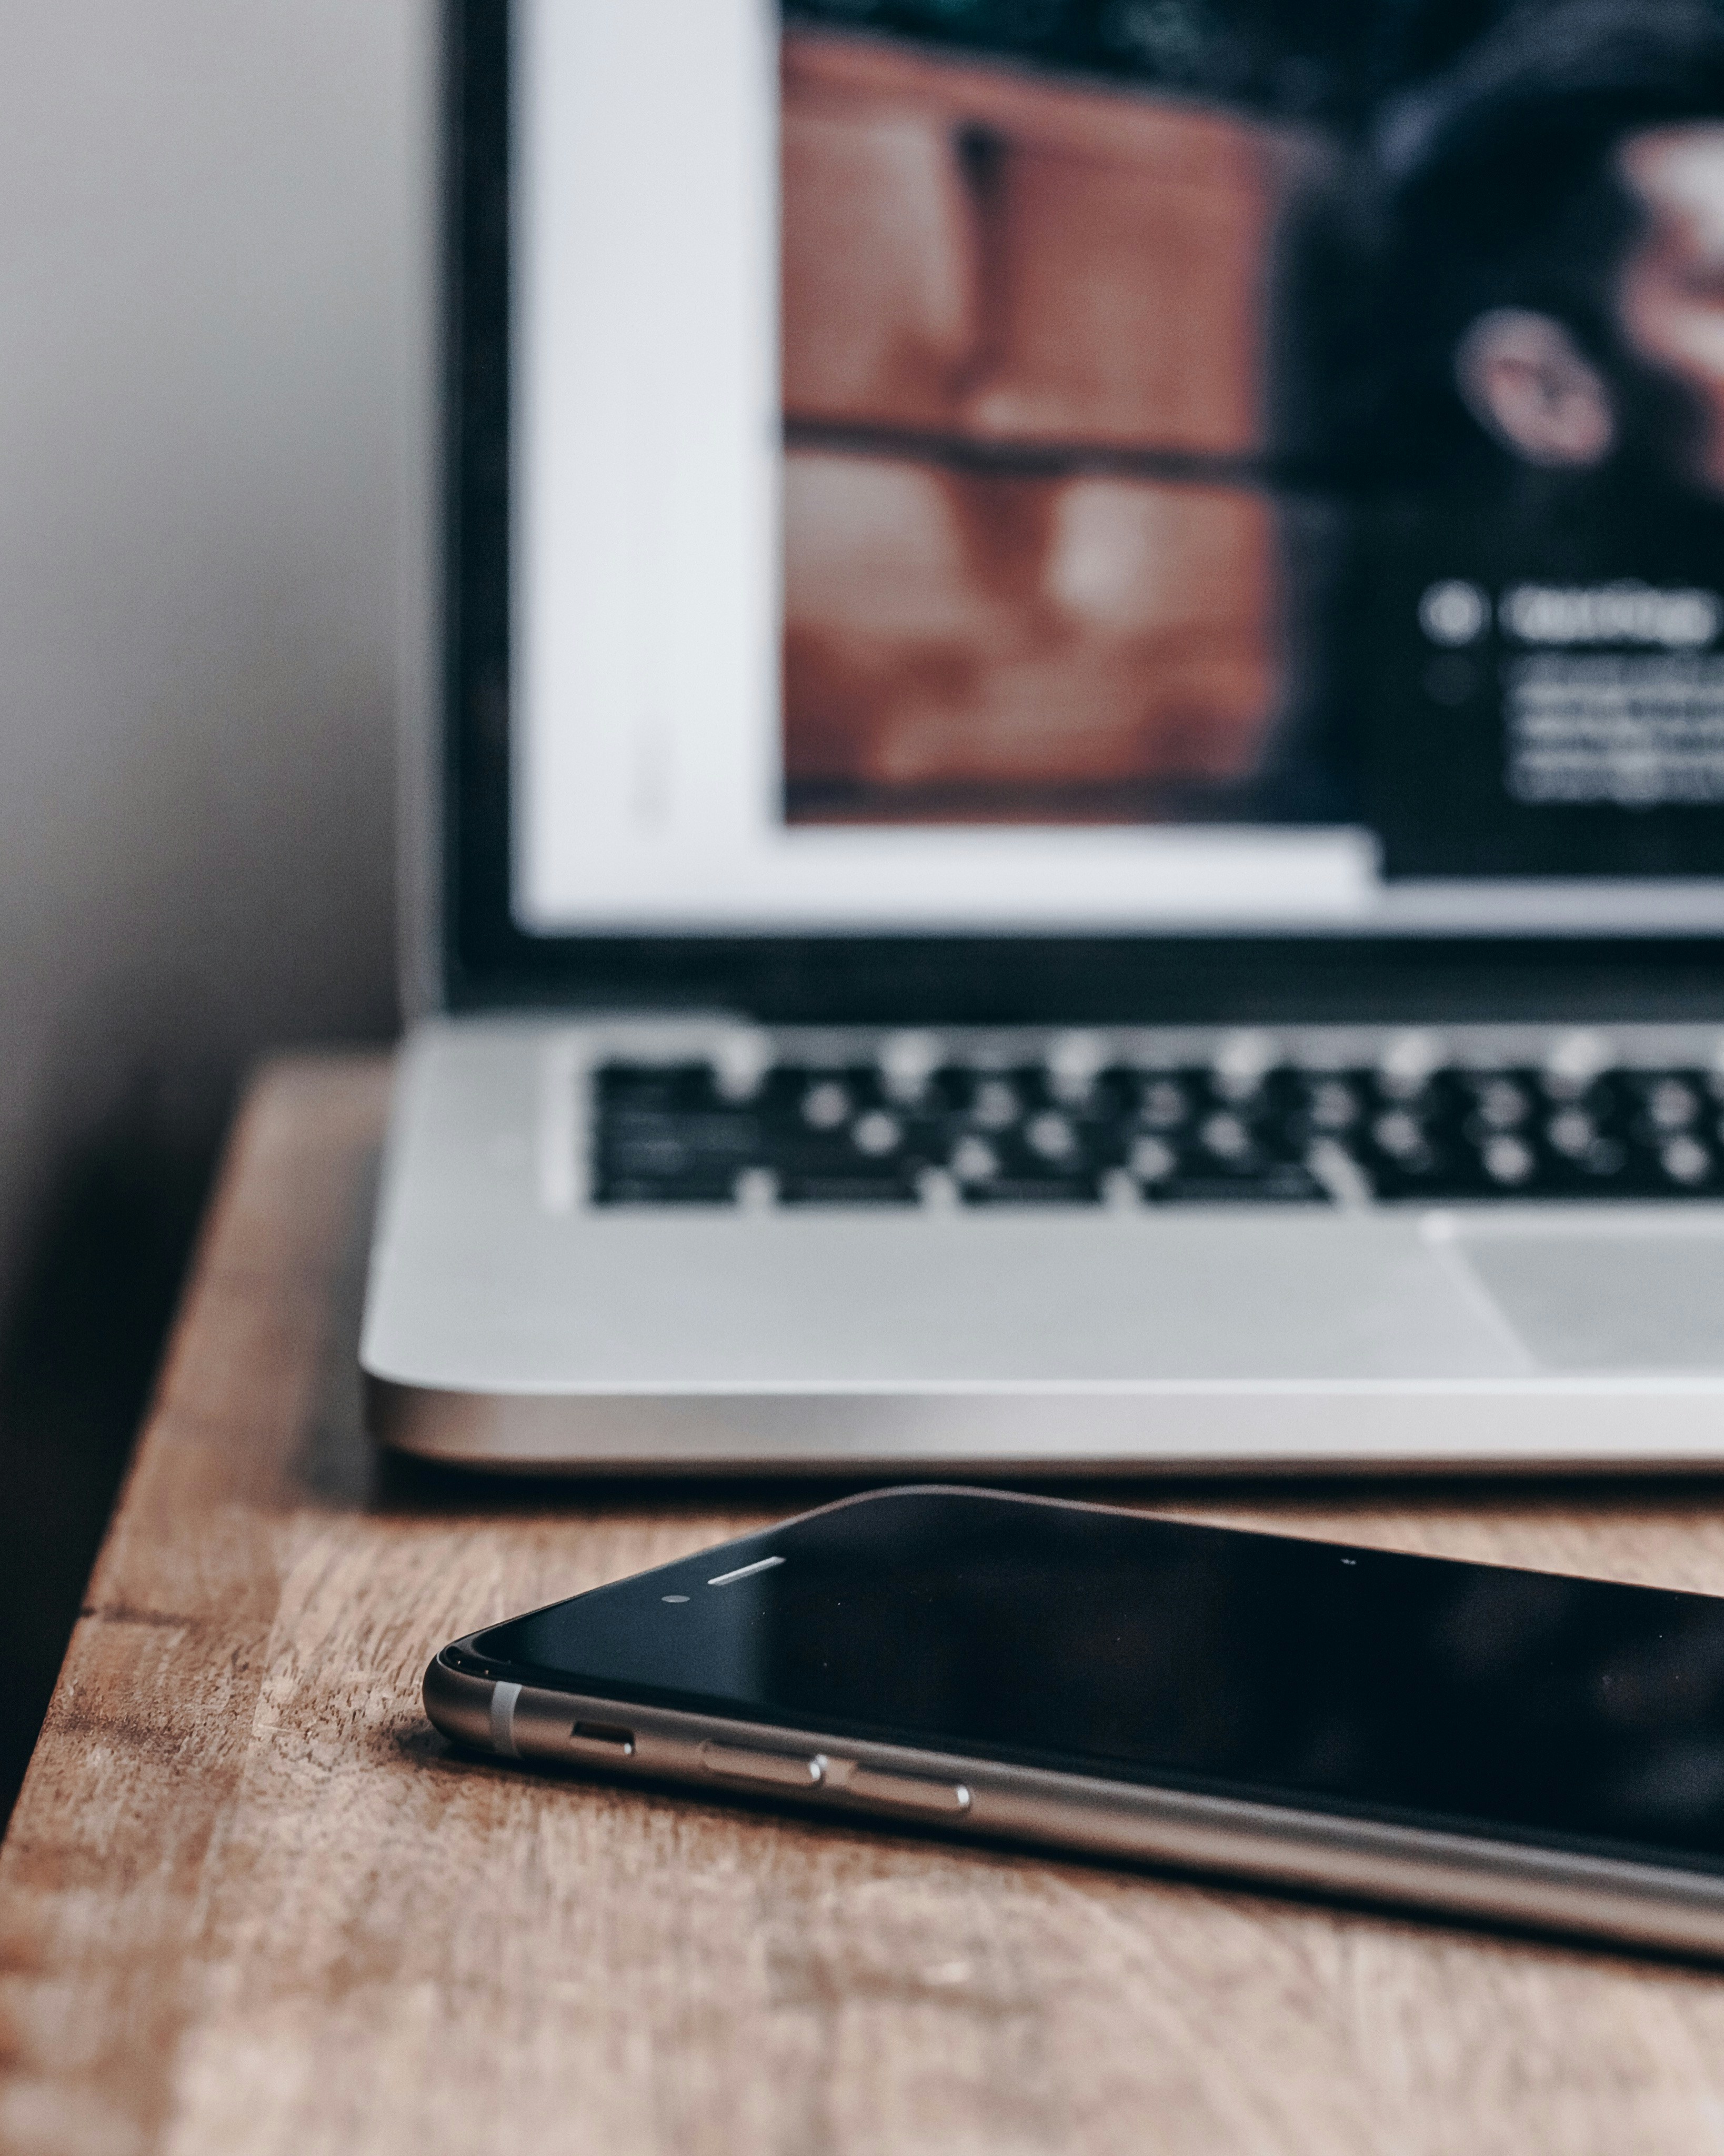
[14,1060,1724,2153]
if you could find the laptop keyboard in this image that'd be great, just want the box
[591,1045,1724,1208]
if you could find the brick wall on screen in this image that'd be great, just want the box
[779,28,1323,821]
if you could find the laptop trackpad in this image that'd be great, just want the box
[1455,1225,1724,1374]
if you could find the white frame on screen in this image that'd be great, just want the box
[509,0,1724,937]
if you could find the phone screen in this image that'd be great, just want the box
[470,1489,1724,1871]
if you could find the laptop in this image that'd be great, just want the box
[363,0,1724,1473]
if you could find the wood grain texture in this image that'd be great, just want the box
[12,1057,1724,2152]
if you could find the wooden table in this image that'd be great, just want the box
[14,1059,1724,2153]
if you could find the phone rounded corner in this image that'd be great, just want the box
[423,1640,496,1751]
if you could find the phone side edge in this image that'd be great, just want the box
[422,1649,1724,1963]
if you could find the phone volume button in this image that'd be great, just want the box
[841,1765,972,1815]
[698,1741,824,1790]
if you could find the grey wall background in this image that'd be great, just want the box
[0,0,430,1812]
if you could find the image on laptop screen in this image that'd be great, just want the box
[511,0,1724,934]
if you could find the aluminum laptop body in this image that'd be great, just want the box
[364,0,1724,1473]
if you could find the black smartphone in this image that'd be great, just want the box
[425,1486,1724,1958]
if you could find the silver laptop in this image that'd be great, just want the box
[364,0,1724,1472]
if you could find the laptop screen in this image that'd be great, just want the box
[508,0,1724,936]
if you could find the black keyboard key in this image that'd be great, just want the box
[962,1177,1100,1206]
[1149,1165,1328,1205]
[778,1175,920,1206]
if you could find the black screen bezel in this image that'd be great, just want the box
[439,0,1724,1026]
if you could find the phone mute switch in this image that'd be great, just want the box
[699,1741,824,1790]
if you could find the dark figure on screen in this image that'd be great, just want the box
[1355,0,1724,875]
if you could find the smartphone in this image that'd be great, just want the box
[425,1485,1724,1959]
